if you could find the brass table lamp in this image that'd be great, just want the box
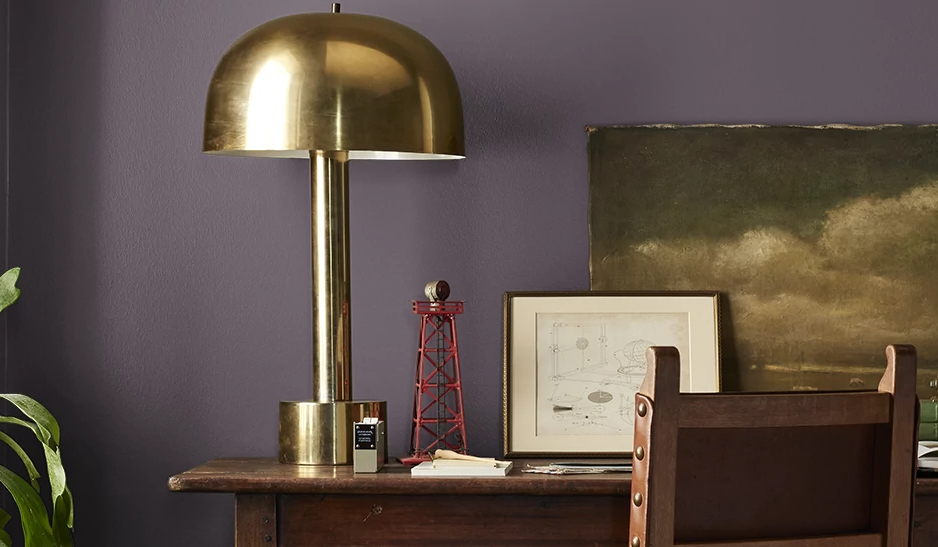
[202,4,465,465]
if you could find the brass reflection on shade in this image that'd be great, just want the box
[203,12,465,159]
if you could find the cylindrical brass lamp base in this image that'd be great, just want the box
[278,400,387,465]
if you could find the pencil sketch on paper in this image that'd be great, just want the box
[536,312,689,437]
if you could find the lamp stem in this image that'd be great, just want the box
[310,150,351,403]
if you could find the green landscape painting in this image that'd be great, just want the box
[588,124,938,394]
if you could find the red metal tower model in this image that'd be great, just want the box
[402,280,468,464]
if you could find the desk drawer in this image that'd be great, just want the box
[278,493,629,546]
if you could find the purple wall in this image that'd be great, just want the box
[6,0,938,544]
[0,0,9,519]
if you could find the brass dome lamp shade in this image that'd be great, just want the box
[203,3,465,465]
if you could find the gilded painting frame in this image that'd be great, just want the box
[503,291,720,458]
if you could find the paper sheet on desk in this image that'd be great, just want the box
[919,442,938,470]
[522,463,632,475]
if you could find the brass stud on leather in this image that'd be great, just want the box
[631,536,641,547]
[637,402,647,417]
[633,492,643,507]
[635,446,645,460]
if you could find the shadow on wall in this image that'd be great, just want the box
[9,0,106,543]
[9,1,237,544]
[9,1,111,545]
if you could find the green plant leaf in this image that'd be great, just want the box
[0,431,40,491]
[0,395,74,542]
[0,268,20,315]
[0,505,12,547]
[0,416,39,436]
[0,465,55,546]
[64,485,73,528]
[0,395,59,448]
[51,489,71,547]
[42,445,71,546]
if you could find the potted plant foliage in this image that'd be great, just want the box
[0,268,74,546]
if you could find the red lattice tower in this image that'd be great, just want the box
[402,281,468,464]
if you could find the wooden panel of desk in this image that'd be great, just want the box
[169,458,938,546]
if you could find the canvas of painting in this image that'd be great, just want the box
[588,124,938,394]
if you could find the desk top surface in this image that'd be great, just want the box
[168,458,938,497]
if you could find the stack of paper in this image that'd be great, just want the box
[411,459,513,477]
[919,442,938,470]
[522,462,631,475]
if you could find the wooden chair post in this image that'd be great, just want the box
[630,346,681,547]
[876,344,917,547]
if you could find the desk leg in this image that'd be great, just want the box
[235,494,277,547]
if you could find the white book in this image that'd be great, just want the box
[411,460,513,477]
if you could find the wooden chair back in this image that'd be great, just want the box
[629,345,918,547]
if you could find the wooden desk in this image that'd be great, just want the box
[169,458,938,546]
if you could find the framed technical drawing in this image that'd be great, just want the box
[503,291,720,458]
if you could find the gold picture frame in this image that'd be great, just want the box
[503,291,721,458]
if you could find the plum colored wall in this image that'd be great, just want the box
[0,0,8,517]
[6,0,938,544]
